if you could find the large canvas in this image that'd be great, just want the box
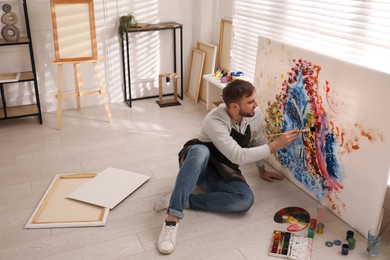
[254,36,390,237]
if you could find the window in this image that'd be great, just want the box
[232,0,390,82]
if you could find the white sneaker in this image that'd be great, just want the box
[158,221,179,254]
[153,193,171,212]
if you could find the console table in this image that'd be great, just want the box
[121,22,183,107]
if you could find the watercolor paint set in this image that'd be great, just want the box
[268,230,313,260]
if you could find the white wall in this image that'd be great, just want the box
[0,0,232,112]
[193,0,232,47]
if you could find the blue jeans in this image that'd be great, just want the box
[168,144,254,219]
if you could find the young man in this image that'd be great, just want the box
[154,79,299,254]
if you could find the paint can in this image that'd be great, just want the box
[308,228,315,238]
[341,244,349,255]
[309,218,317,229]
[348,237,356,250]
[346,230,354,240]
[231,71,244,80]
[316,223,324,234]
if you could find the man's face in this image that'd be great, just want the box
[238,91,258,117]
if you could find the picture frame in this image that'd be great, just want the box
[196,41,217,103]
[186,48,205,102]
[25,173,109,229]
[217,19,232,72]
[50,0,98,62]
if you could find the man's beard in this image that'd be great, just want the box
[239,108,255,117]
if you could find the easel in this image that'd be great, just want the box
[50,0,112,129]
[53,59,112,129]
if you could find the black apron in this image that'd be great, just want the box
[178,125,251,183]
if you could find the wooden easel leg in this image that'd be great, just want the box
[56,64,63,130]
[93,62,112,123]
[73,63,82,111]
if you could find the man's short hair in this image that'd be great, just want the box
[222,79,255,106]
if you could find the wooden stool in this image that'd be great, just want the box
[54,59,112,129]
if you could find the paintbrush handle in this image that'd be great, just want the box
[266,128,309,137]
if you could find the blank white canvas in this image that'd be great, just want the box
[67,167,150,209]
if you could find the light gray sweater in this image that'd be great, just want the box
[198,103,271,167]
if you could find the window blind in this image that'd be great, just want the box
[231,0,390,82]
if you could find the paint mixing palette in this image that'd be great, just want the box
[268,230,313,260]
[274,207,310,232]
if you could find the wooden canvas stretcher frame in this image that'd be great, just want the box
[217,19,232,72]
[197,41,217,103]
[25,173,109,229]
[186,48,205,102]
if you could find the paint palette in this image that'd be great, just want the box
[268,230,313,260]
[274,207,310,232]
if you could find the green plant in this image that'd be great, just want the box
[118,14,137,44]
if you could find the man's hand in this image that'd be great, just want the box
[257,165,285,182]
[268,129,299,153]
[260,170,285,182]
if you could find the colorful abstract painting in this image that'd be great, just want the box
[255,37,390,237]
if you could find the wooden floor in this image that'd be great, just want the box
[0,98,389,260]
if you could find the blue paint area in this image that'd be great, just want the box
[324,133,343,181]
[281,72,307,132]
[275,67,344,202]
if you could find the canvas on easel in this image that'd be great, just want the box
[51,0,98,62]
[50,0,112,129]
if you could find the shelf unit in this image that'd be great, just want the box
[0,0,42,124]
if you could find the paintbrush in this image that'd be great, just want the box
[266,126,315,137]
